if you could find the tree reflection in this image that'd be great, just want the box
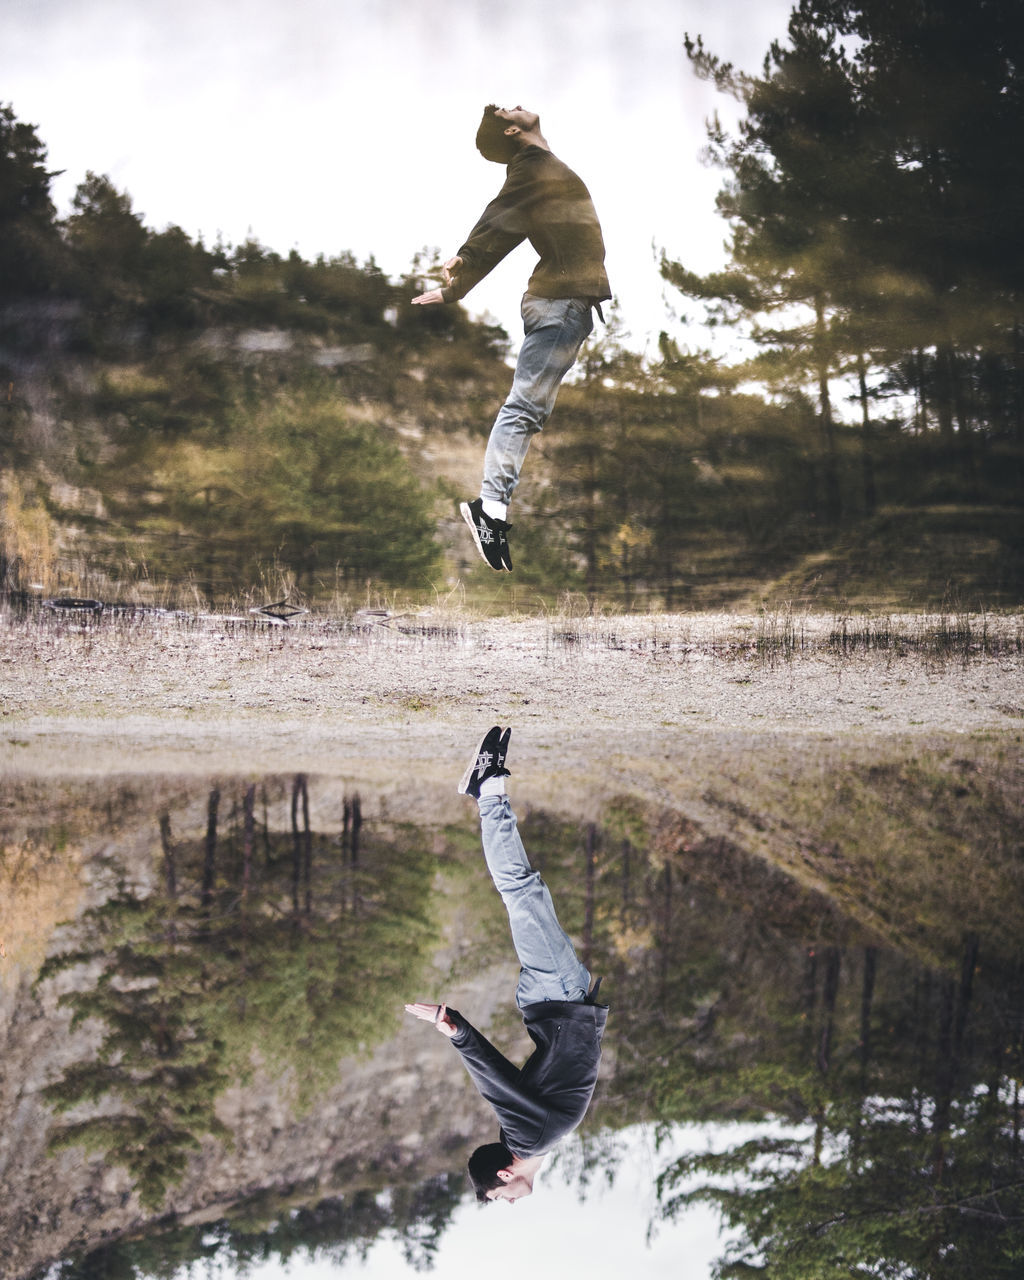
[526,805,1024,1278]
[40,1173,466,1280]
[650,935,1024,1278]
[39,884,229,1210]
[36,777,436,1211]
[19,783,1024,1278]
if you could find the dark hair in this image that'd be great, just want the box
[468,1142,513,1203]
[475,105,519,164]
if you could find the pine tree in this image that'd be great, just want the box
[0,102,63,300]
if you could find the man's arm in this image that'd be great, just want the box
[443,1009,549,1152]
[411,158,535,306]
[404,1002,517,1081]
[404,1000,548,1152]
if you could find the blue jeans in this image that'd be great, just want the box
[481,293,595,505]
[478,794,591,1008]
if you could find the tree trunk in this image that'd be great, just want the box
[931,974,956,1182]
[242,783,255,907]
[859,946,877,1074]
[300,778,312,916]
[159,812,178,946]
[817,946,841,1074]
[201,788,219,911]
[934,341,956,440]
[856,352,877,516]
[158,813,177,900]
[344,793,363,916]
[913,348,928,434]
[814,297,842,526]
[290,775,305,918]
[801,947,818,1060]
[585,441,599,598]
[851,946,878,1170]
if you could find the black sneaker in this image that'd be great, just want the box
[458,725,511,798]
[460,499,510,572]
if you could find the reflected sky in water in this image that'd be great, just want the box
[209,1124,755,1280]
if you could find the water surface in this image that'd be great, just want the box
[2,767,1022,1279]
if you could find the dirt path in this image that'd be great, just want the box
[4,611,1021,811]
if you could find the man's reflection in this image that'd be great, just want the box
[406,726,608,1203]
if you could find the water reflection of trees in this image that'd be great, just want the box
[41,1174,466,1280]
[650,939,1024,1278]
[37,777,436,1211]
[577,812,1024,1280]
[27,790,1024,1278]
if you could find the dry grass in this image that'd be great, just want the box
[667,732,1024,968]
[1,473,60,595]
[0,840,84,985]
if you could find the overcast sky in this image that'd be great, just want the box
[1,0,796,352]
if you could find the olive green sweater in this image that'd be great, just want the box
[440,146,611,306]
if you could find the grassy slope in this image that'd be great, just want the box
[4,326,1023,609]
[744,504,1024,612]
[659,731,1024,969]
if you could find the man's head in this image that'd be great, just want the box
[475,104,542,163]
[467,1142,534,1204]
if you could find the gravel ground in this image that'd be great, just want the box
[3,610,1022,817]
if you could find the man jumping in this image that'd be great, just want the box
[411,106,611,572]
[404,726,608,1203]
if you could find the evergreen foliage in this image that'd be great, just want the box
[129,387,443,594]
[539,799,1024,1279]
[35,779,438,1211]
[0,104,65,298]
[37,888,230,1212]
[666,0,1024,540]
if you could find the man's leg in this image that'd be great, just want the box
[481,294,594,510]
[477,792,591,1009]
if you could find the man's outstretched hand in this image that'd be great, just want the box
[405,1001,458,1038]
[411,256,462,306]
